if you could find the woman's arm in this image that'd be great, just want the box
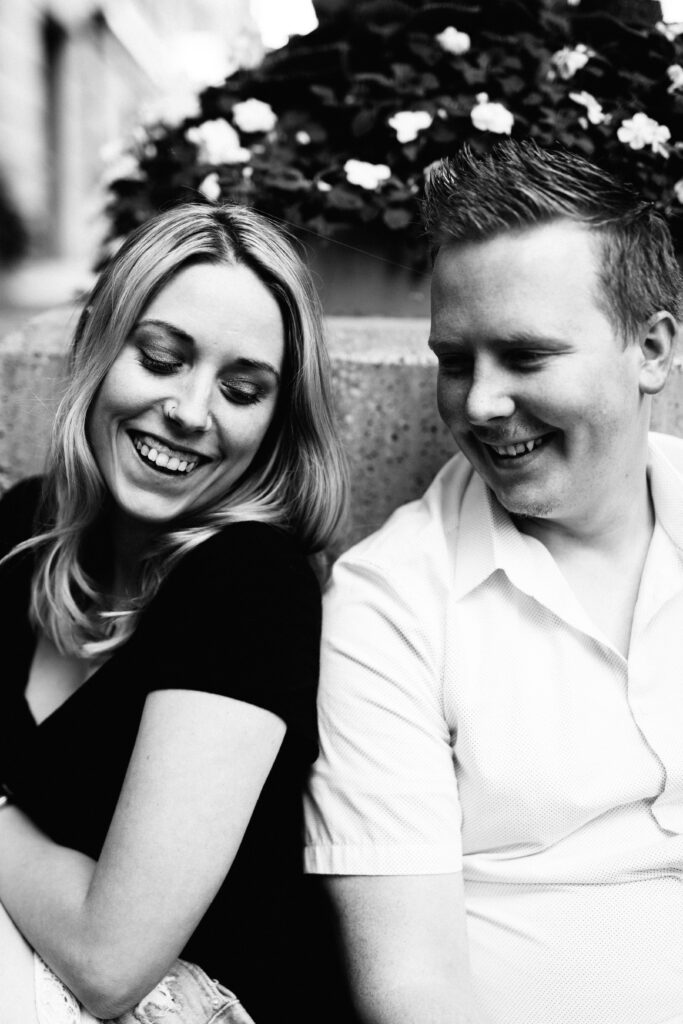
[0,689,285,1019]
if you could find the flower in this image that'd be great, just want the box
[317,179,332,192]
[569,91,607,125]
[231,98,277,134]
[185,119,251,164]
[657,21,683,42]
[388,110,433,143]
[344,159,391,190]
[674,179,683,204]
[667,65,683,94]
[617,112,671,158]
[198,172,221,201]
[435,27,471,56]
[549,44,593,80]
[470,94,514,134]
[296,130,311,145]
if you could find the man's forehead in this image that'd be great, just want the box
[428,222,612,345]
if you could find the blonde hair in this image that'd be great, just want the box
[15,203,348,657]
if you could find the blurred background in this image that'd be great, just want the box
[1,0,682,332]
[0,0,318,333]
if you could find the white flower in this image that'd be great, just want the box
[296,130,311,145]
[231,98,277,134]
[317,180,332,192]
[344,159,391,190]
[435,26,471,56]
[549,44,593,80]
[674,179,683,204]
[198,172,221,202]
[186,119,251,165]
[470,93,514,135]
[569,90,607,125]
[388,110,433,143]
[617,112,671,158]
[567,0,581,5]
[667,64,683,93]
[657,21,683,42]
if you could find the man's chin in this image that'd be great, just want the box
[494,489,558,520]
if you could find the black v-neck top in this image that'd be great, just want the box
[0,477,325,1020]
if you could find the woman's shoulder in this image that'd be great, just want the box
[0,476,44,556]
[167,521,317,587]
[151,521,321,621]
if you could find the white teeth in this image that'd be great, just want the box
[131,434,201,475]
[491,437,544,458]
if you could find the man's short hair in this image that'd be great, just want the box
[422,140,683,340]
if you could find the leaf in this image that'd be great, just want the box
[382,206,413,229]
[326,186,367,211]
[352,108,380,136]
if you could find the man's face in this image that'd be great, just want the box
[429,220,651,529]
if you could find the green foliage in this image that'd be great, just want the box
[104,0,683,272]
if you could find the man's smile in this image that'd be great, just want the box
[476,433,555,462]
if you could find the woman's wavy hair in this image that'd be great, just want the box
[19,203,348,658]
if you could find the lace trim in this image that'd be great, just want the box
[34,954,102,1024]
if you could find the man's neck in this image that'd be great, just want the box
[512,473,654,564]
[512,477,655,658]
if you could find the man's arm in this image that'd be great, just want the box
[326,873,484,1024]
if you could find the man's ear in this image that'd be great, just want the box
[638,311,678,396]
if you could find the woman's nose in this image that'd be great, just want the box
[164,377,213,433]
[465,367,516,425]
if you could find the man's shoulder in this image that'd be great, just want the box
[335,452,474,582]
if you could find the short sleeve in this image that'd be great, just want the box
[304,553,463,876]
[130,522,321,754]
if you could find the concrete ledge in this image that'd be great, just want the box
[2,308,683,549]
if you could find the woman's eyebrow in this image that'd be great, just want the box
[233,357,281,382]
[136,318,194,345]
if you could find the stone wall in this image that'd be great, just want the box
[1,307,682,550]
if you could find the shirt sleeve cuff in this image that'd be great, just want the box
[304,842,462,875]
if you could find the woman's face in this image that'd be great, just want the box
[88,261,285,528]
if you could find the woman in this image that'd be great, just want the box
[0,202,348,1023]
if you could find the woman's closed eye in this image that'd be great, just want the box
[138,346,183,375]
[220,377,267,405]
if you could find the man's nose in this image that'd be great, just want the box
[464,367,516,425]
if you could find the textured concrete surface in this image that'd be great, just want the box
[2,309,682,551]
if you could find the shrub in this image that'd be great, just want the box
[103,0,683,272]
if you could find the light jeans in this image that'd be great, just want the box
[35,955,256,1024]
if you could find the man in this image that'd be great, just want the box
[304,140,683,1024]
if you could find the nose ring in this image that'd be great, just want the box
[164,400,180,422]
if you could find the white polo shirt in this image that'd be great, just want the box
[305,432,683,1024]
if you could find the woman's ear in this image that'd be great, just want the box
[638,311,678,396]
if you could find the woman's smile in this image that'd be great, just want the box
[128,430,209,476]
